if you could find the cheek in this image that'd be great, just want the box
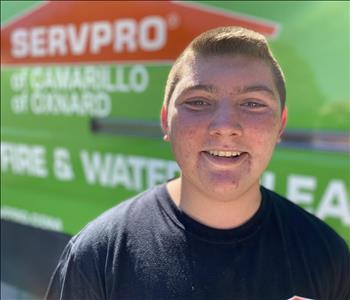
[168,114,205,163]
[169,111,206,139]
[172,126,198,155]
[244,114,281,145]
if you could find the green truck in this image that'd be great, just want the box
[1,1,349,298]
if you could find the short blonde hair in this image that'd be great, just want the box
[163,26,286,109]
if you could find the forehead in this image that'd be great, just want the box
[174,54,276,97]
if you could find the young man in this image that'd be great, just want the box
[46,27,350,300]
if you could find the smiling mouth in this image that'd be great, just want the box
[201,150,248,164]
[207,150,242,158]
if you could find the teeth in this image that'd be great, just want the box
[208,150,241,157]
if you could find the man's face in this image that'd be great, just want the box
[162,54,287,200]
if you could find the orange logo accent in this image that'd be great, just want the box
[1,1,279,65]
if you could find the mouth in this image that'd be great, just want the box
[201,150,248,165]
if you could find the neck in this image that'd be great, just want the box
[166,177,262,229]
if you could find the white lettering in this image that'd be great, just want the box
[11,93,28,114]
[48,25,67,56]
[11,29,28,58]
[165,161,180,181]
[80,150,178,191]
[9,16,170,58]
[30,67,43,90]
[146,159,166,188]
[287,175,317,212]
[31,27,46,57]
[10,69,28,91]
[80,151,112,186]
[316,180,350,226]
[129,65,149,93]
[27,65,148,94]
[67,23,89,55]
[261,171,275,190]
[128,156,146,191]
[139,16,166,51]
[114,19,137,52]
[30,91,111,117]
[91,21,112,54]
[53,148,75,181]
[1,206,63,232]
[54,67,70,89]
[110,155,132,189]
[1,142,48,178]
[114,66,129,92]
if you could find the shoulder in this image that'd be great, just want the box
[263,186,349,266]
[46,185,166,299]
[68,184,165,260]
[263,187,350,297]
[264,187,347,246]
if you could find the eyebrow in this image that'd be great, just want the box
[178,83,276,99]
[180,84,218,95]
[237,85,276,97]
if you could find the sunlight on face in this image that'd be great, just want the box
[164,55,286,201]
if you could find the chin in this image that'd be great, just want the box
[202,173,260,199]
[205,177,242,195]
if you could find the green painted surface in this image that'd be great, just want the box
[1,1,42,25]
[1,1,349,245]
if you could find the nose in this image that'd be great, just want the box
[208,104,243,137]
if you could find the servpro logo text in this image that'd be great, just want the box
[11,16,173,58]
[1,1,278,65]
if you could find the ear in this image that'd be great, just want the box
[160,105,170,141]
[277,106,288,143]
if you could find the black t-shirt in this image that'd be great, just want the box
[45,184,350,300]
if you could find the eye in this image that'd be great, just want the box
[184,99,211,109]
[241,101,266,109]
